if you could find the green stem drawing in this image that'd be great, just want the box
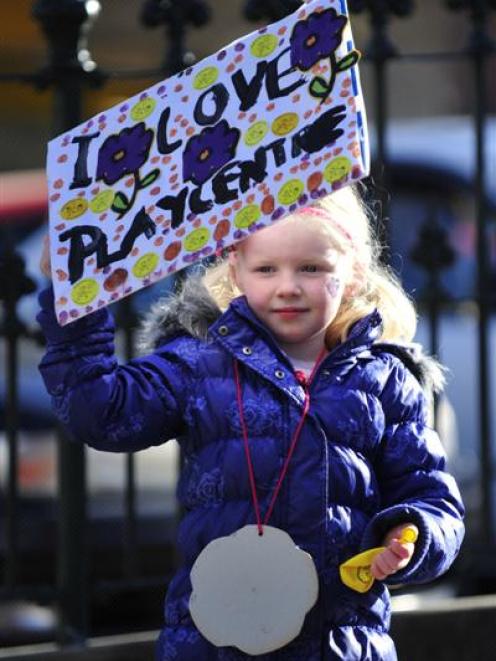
[309,49,361,105]
[111,168,160,219]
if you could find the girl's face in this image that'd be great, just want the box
[231,217,352,360]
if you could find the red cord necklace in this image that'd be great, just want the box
[189,346,326,654]
[233,345,328,536]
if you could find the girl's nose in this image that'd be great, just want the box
[276,273,302,296]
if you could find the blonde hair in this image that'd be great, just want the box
[202,185,417,347]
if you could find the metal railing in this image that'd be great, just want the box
[0,0,494,651]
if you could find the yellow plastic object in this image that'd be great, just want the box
[339,526,418,593]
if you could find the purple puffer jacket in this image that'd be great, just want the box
[37,278,464,661]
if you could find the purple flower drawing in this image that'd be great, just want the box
[290,8,347,71]
[290,8,359,105]
[183,120,240,186]
[96,122,154,186]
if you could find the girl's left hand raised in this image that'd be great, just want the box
[40,233,52,280]
[370,524,418,580]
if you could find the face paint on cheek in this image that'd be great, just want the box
[326,277,341,298]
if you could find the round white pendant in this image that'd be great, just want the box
[189,525,319,655]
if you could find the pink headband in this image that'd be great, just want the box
[220,205,355,258]
[298,206,354,246]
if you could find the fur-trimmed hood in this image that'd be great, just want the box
[137,276,221,354]
[137,275,445,393]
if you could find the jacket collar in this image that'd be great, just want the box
[208,295,383,402]
[209,295,303,401]
[210,294,383,361]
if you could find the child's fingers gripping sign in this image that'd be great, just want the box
[40,234,52,280]
[370,524,418,580]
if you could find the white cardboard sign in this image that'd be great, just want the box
[46,0,369,325]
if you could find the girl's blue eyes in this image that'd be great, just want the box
[255,265,321,273]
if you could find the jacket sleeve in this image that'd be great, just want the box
[361,355,465,586]
[36,287,189,452]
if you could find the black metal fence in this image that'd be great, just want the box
[0,0,495,652]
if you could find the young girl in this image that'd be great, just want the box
[38,185,464,660]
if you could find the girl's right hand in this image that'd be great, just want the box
[40,233,52,280]
[370,524,418,580]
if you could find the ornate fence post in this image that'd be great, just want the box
[32,0,104,133]
[348,0,414,259]
[141,0,211,75]
[444,0,496,550]
[0,251,37,590]
[409,211,456,427]
[31,0,104,644]
[243,0,302,22]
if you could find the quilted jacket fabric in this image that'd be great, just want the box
[37,280,464,661]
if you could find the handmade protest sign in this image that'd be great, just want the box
[47,0,369,325]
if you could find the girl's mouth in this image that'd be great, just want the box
[273,308,307,319]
